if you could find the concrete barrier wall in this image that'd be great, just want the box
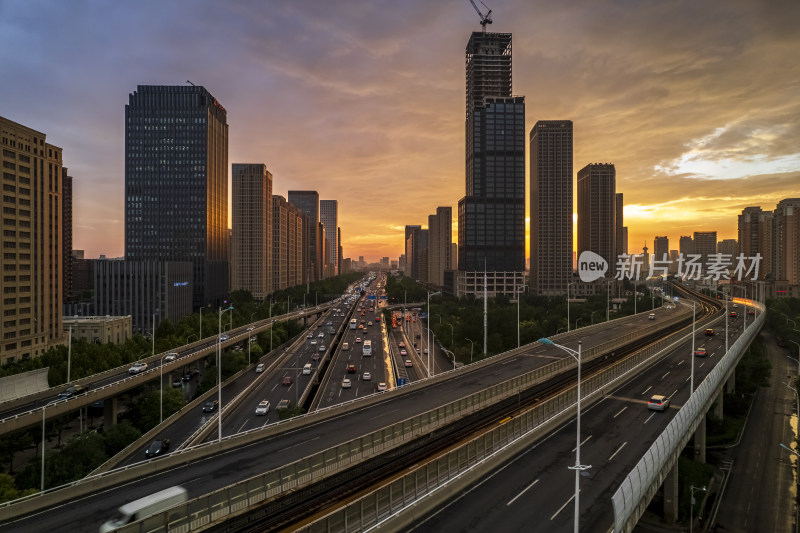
[0,369,50,402]
[611,302,765,533]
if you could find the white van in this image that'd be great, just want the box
[100,486,187,532]
[303,363,312,375]
[342,342,350,351]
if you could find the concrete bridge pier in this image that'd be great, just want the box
[714,388,724,419]
[103,396,118,428]
[663,462,679,524]
[726,369,735,394]
[694,415,706,464]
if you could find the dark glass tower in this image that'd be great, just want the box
[124,85,229,309]
[458,32,525,274]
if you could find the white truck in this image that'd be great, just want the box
[100,486,187,532]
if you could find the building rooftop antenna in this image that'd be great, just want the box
[468,0,493,31]
[186,80,196,87]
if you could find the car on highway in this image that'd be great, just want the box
[355,337,362,343]
[219,334,228,341]
[326,321,333,326]
[182,372,194,382]
[202,400,219,412]
[647,395,670,411]
[416,334,421,339]
[342,378,352,389]
[145,439,170,458]
[256,363,265,373]
[281,375,293,386]
[398,342,405,348]
[172,377,183,387]
[319,345,326,352]
[346,363,357,373]
[704,328,715,336]
[318,332,325,338]
[377,382,388,392]
[307,333,313,339]
[694,347,707,357]
[129,362,148,374]
[400,349,407,356]
[362,372,371,381]
[311,353,320,361]
[247,326,254,332]
[648,313,655,320]
[310,339,318,345]
[405,359,413,367]
[255,400,270,416]
[342,342,349,351]
[58,384,87,399]
[164,352,178,362]
[367,321,372,326]
[748,309,755,316]
[730,311,738,318]
[277,399,291,410]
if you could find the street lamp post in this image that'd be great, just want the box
[591,311,598,325]
[41,399,59,492]
[199,307,203,340]
[689,484,706,533]
[67,326,72,383]
[186,334,197,344]
[427,290,441,378]
[691,301,696,394]
[575,317,584,329]
[218,305,234,443]
[442,348,456,370]
[159,353,168,425]
[269,298,273,353]
[465,338,474,362]
[567,282,577,332]
[788,341,800,374]
[445,322,454,346]
[538,338,588,533]
[152,312,157,357]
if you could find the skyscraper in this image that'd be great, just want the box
[530,120,573,295]
[615,193,624,261]
[288,191,321,281]
[738,206,772,279]
[271,195,304,291]
[427,206,453,288]
[404,225,421,277]
[654,236,669,262]
[773,198,800,285]
[62,168,74,303]
[320,200,338,278]
[679,235,694,256]
[124,85,229,309]
[457,32,525,296]
[577,163,616,268]
[0,116,64,364]
[231,164,272,299]
[693,231,717,267]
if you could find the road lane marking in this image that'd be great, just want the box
[668,389,678,399]
[699,362,705,368]
[507,478,539,506]
[571,435,592,452]
[282,436,320,451]
[677,360,684,366]
[641,386,652,396]
[644,412,656,424]
[613,406,627,419]
[237,420,248,433]
[608,442,627,462]
[550,492,576,520]
[685,376,690,382]
[661,372,670,380]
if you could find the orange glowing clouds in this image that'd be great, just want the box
[0,1,797,262]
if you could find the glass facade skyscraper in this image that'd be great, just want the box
[124,85,229,309]
[457,32,525,294]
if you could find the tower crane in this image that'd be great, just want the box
[468,0,493,31]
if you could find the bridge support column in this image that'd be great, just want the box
[694,415,706,464]
[714,388,724,420]
[726,369,735,394]
[663,462,679,524]
[103,396,118,428]
[197,357,205,374]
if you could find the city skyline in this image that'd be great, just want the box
[1,1,798,262]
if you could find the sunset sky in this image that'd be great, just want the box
[1,0,798,263]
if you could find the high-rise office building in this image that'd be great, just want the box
[337,227,343,276]
[654,236,669,262]
[773,198,800,285]
[62,168,74,303]
[271,195,304,291]
[427,206,453,288]
[693,231,717,266]
[320,200,338,278]
[679,235,694,256]
[530,120,573,295]
[406,226,428,282]
[717,239,738,257]
[288,191,321,281]
[404,225,421,277]
[124,85,229,309]
[738,206,772,279]
[0,116,64,364]
[577,163,616,268]
[458,32,525,296]
[615,193,624,262]
[231,164,272,299]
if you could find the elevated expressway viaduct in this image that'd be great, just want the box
[1,286,750,532]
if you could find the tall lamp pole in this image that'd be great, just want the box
[218,305,234,442]
[538,338,589,533]
[690,301,696,394]
[427,290,440,378]
[689,485,706,533]
[465,338,474,362]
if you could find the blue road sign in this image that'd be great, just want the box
[397,377,408,386]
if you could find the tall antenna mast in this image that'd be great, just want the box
[468,0,493,31]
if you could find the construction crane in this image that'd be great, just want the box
[468,0,493,31]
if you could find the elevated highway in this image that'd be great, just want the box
[0,298,701,532]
